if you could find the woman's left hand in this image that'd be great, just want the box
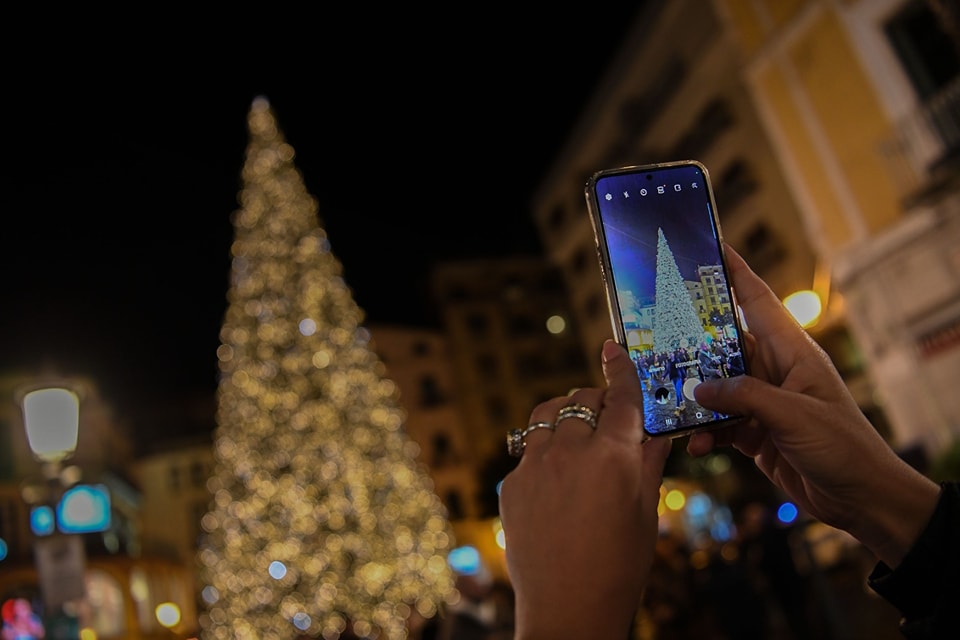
[499,340,672,639]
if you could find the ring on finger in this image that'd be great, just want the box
[555,403,599,429]
[522,421,554,438]
[507,429,525,457]
[506,421,556,457]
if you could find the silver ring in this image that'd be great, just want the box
[507,422,553,458]
[523,421,554,438]
[555,403,599,429]
[507,422,556,457]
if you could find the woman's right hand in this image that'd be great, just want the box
[689,244,940,568]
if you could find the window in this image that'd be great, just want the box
[412,340,431,356]
[671,97,735,159]
[742,222,787,274]
[715,159,758,211]
[466,312,489,338]
[570,247,590,274]
[486,396,509,425]
[190,461,206,488]
[419,375,446,407]
[507,313,537,335]
[547,204,566,233]
[476,353,499,377]
[168,466,181,492]
[442,285,469,302]
[539,270,566,293]
[585,292,605,319]
[445,490,464,520]
[885,0,959,100]
[432,433,457,468]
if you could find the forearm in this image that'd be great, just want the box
[846,461,940,568]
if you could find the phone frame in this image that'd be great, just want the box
[584,160,748,439]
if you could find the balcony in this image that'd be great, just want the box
[879,76,960,209]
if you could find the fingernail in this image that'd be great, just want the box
[602,340,622,363]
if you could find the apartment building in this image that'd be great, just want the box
[430,257,592,494]
[532,0,959,459]
[718,0,959,457]
[368,324,480,521]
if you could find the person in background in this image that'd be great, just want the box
[1,598,45,640]
[499,245,954,640]
[665,350,686,415]
[696,341,721,381]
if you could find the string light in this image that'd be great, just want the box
[199,97,455,640]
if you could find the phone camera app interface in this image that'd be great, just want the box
[595,165,744,436]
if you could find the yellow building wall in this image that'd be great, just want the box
[788,10,902,238]
[757,67,852,247]
[723,0,806,57]
[723,2,904,250]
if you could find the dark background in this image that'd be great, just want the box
[1,8,644,444]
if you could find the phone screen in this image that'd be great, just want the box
[585,161,748,438]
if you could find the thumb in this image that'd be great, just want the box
[693,375,810,433]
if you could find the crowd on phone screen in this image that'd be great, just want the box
[633,336,744,394]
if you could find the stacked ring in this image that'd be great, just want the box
[506,421,556,457]
[555,403,599,429]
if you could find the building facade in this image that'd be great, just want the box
[531,0,959,460]
[368,324,480,521]
[716,0,960,457]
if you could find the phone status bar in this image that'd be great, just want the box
[603,180,700,201]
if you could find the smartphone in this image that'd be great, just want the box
[584,160,748,439]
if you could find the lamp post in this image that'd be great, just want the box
[16,382,87,625]
[17,385,83,504]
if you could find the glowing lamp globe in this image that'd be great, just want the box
[21,387,80,463]
[783,290,822,328]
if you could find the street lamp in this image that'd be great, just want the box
[15,382,89,619]
[16,385,82,497]
[21,386,80,464]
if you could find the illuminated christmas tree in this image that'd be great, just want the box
[653,227,704,353]
[198,97,456,640]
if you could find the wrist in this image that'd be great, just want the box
[849,463,940,568]
[513,589,636,640]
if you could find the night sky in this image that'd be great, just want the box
[1,8,643,445]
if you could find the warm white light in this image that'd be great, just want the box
[156,602,181,628]
[22,387,80,462]
[545,314,566,334]
[783,290,822,328]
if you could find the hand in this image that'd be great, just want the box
[499,340,672,639]
[689,244,939,567]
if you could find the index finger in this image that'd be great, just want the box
[725,243,807,341]
[598,340,646,444]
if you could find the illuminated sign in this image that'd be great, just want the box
[447,545,481,575]
[30,506,56,536]
[57,484,111,534]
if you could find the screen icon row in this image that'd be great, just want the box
[603,182,700,201]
